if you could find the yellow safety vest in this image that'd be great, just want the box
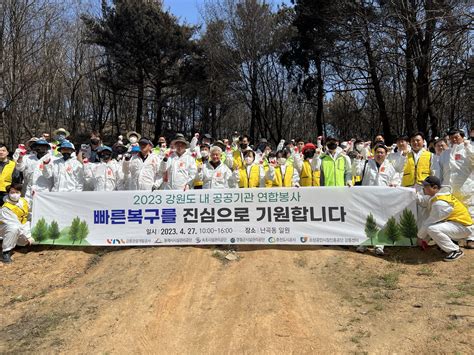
[233,150,244,170]
[239,165,260,188]
[2,198,29,224]
[300,160,320,187]
[0,160,16,192]
[431,194,473,226]
[194,158,204,187]
[402,150,432,187]
[273,165,295,187]
[263,165,273,188]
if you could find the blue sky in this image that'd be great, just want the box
[163,0,290,25]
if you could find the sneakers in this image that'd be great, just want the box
[1,251,12,264]
[443,249,464,262]
[374,246,385,256]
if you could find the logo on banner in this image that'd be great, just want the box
[195,237,201,243]
[268,237,276,243]
[230,238,236,243]
[300,236,309,243]
[106,239,126,245]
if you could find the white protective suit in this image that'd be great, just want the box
[42,157,84,192]
[122,153,162,191]
[199,161,240,189]
[159,151,197,190]
[352,159,400,187]
[84,160,125,191]
[439,142,474,216]
[416,187,473,252]
[0,197,33,252]
[15,153,53,202]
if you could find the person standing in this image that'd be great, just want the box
[401,132,440,190]
[123,138,161,191]
[42,141,84,192]
[315,137,352,187]
[0,143,20,205]
[159,135,197,191]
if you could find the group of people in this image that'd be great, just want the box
[0,126,473,263]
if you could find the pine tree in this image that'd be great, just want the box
[398,208,418,246]
[78,220,89,244]
[32,218,49,243]
[48,221,61,244]
[385,217,401,245]
[69,217,81,244]
[364,213,379,245]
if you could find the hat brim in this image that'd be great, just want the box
[126,131,142,140]
[171,139,190,148]
[53,129,70,137]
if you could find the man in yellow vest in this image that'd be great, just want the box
[1,183,34,263]
[417,176,473,262]
[0,143,20,206]
[402,132,440,190]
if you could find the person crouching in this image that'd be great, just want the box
[1,183,34,263]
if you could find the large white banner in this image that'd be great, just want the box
[31,187,417,246]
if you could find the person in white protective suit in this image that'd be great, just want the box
[122,138,162,191]
[159,135,197,191]
[438,129,474,248]
[84,146,124,191]
[42,141,84,192]
[199,146,239,189]
[0,183,34,263]
[15,139,53,203]
[353,144,400,256]
[416,176,473,261]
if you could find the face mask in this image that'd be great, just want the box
[55,134,66,142]
[159,142,166,148]
[100,154,111,162]
[90,139,100,145]
[129,137,138,144]
[9,193,21,202]
[201,150,209,158]
[240,143,248,150]
[327,142,338,151]
[62,153,72,161]
[277,158,286,165]
[303,150,315,159]
[245,156,254,165]
[35,151,47,159]
[355,144,363,152]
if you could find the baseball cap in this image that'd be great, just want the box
[422,176,441,188]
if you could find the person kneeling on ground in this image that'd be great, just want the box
[0,183,34,263]
[416,176,473,262]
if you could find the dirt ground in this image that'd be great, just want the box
[1,244,473,354]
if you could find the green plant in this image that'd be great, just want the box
[32,218,49,243]
[364,213,379,245]
[398,209,418,245]
[77,220,89,244]
[385,217,401,245]
[69,217,81,244]
[48,221,61,244]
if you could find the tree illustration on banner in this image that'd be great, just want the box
[398,208,417,245]
[48,221,61,244]
[364,213,379,245]
[77,220,89,244]
[69,217,81,244]
[32,218,49,243]
[385,217,401,245]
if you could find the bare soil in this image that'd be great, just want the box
[1,245,473,354]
